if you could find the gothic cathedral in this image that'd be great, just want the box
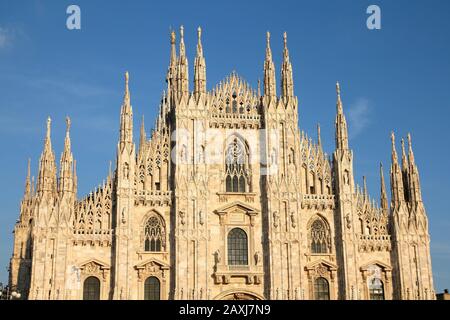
[9,27,435,300]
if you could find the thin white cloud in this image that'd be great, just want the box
[348,98,371,139]
[0,27,11,49]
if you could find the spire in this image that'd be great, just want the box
[119,71,133,149]
[179,25,185,58]
[406,133,422,204]
[170,29,177,67]
[31,176,35,197]
[401,138,408,170]
[24,158,31,199]
[263,31,276,99]
[391,131,399,165]
[176,25,189,97]
[380,162,388,211]
[335,82,349,150]
[59,116,74,195]
[196,26,203,56]
[73,159,77,197]
[317,123,322,149]
[194,26,206,99]
[257,78,261,97]
[407,133,415,165]
[281,31,294,99]
[124,71,130,108]
[166,29,177,100]
[390,131,405,206]
[36,117,57,196]
[139,115,146,156]
[363,176,368,199]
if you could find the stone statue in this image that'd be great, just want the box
[273,211,279,228]
[214,249,221,265]
[290,212,297,228]
[179,211,186,225]
[199,210,204,225]
[254,251,261,265]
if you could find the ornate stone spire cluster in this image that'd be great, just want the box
[25,115,78,206]
[390,132,423,210]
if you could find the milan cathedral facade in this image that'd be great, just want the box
[9,27,435,300]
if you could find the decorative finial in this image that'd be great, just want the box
[180,25,184,39]
[257,78,261,96]
[266,31,270,45]
[66,116,71,134]
[317,123,322,147]
[391,131,395,145]
[283,31,287,47]
[407,133,412,149]
[170,29,176,44]
[125,71,129,85]
[363,176,367,195]
[46,116,51,138]
[336,82,341,96]
[197,26,202,39]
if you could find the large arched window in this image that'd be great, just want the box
[369,278,385,300]
[144,214,165,252]
[314,277,330,300]
[144,276,160,300]
[83,276,100,300]
[227,228,248,265]
[225,138,250,193]
[310,218,330,254]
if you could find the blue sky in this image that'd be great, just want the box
[0,0,449,292]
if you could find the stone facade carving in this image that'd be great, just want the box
[9,27,435,300]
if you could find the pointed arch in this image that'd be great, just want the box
[307,215,331,254]
[224,134,251,193]
[142,210,166,252]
